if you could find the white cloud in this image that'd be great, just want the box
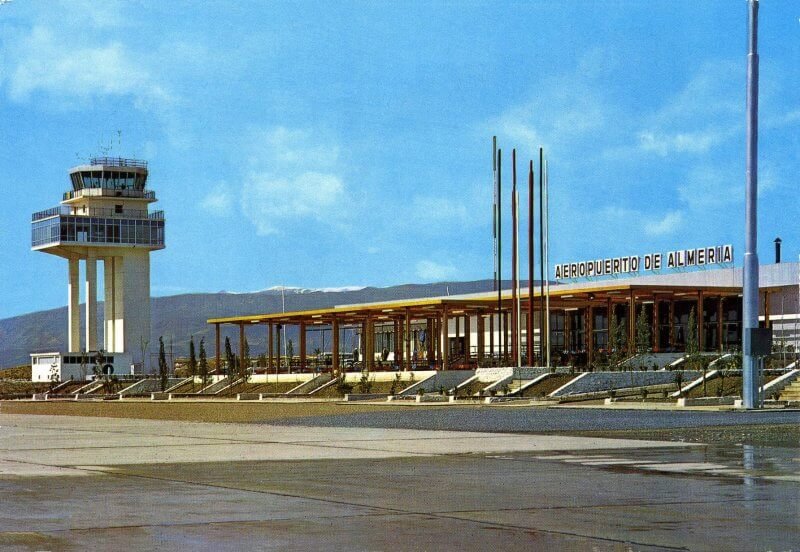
[677,165,740,211]
[644,211,684,236]
[637,129,725,156]
[487,49,613,157]
[599,205,684,237]
[248,127,340,169]
[409,196,470,224]
[200,183,233,216]
[415,260,457,281]
[5,26,171,105]
[239,127,346,235]
[634,61,741,157]
[764,108,800,129]
[241,172,344,235]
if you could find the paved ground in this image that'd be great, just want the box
[271,404,800,433]
[0,411,798,550]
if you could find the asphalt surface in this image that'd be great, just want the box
[2,411,798,550]
[269,404,800,434]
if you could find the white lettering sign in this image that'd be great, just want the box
[554,244,733,281]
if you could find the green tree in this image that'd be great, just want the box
[198,338,209,388]
[685,307,708,394]
[158,337,168,391]
[224,336,235,379]
[286,339,294,372]
[635,305,652,370]
[357,369,373,393]
[608,308,627,370]
[239,337,251,382]
[188,336,197,377]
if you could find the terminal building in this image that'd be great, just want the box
[30,158,164,382]
[208,251,799,374]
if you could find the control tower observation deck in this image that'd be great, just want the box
[31,157,165,377]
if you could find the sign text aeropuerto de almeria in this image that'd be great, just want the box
[554,244,733,281]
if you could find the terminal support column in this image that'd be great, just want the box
[488,314,494,361]
[652,299,659,352]
[717,298,724,351]
[669,300,675,349]
[476,313,485,363]
[628,291,636,353]
[464,314,472,364]
[331,318,339,375]
[441,306,449,369]
[299,321,306,372]
[426,318,435,367]
[68,257,80,352]
[404,309,411,372]
[502,312,509,362]
[239,323,245,377]
[697,291,705,351]
[394,320,402,367]
[268,323,274,371]
[215,324,221,374]
[276,325,282,373]
[586,305,593,367]
[85,255,98,352]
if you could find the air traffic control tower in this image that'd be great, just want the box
[30,158,164,381]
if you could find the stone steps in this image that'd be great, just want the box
[779,381,800,400]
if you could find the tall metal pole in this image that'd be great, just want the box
[516,189,522,369]
[511,149,518,368]
[544,159,551,371]
[492,137,498,362]
[527,160,535,367]
[493,136,498,294]
[538,147,545,361]
[742,0,760,409]
[497,149,503,363]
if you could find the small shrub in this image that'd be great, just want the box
[357,371,373,394]
[335,376,353,396]
[389,372,402,395]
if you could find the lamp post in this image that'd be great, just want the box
[742,0,760,409]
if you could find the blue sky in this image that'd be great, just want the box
[0,0,798,319]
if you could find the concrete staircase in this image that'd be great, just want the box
[291,373,333,395]
[504,374,550,396]
[779,380,800,401]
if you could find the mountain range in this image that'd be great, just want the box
[0,279,523,368]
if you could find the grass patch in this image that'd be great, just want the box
[520,374,576,398]
[686,376,743,398]
[0,365,31,379]
[0,381,50,396]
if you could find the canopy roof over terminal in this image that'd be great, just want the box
[206,263,798,373]
[207,263,797,327]
[207,283,746,327]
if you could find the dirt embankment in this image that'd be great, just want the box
[0,400,416,424]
